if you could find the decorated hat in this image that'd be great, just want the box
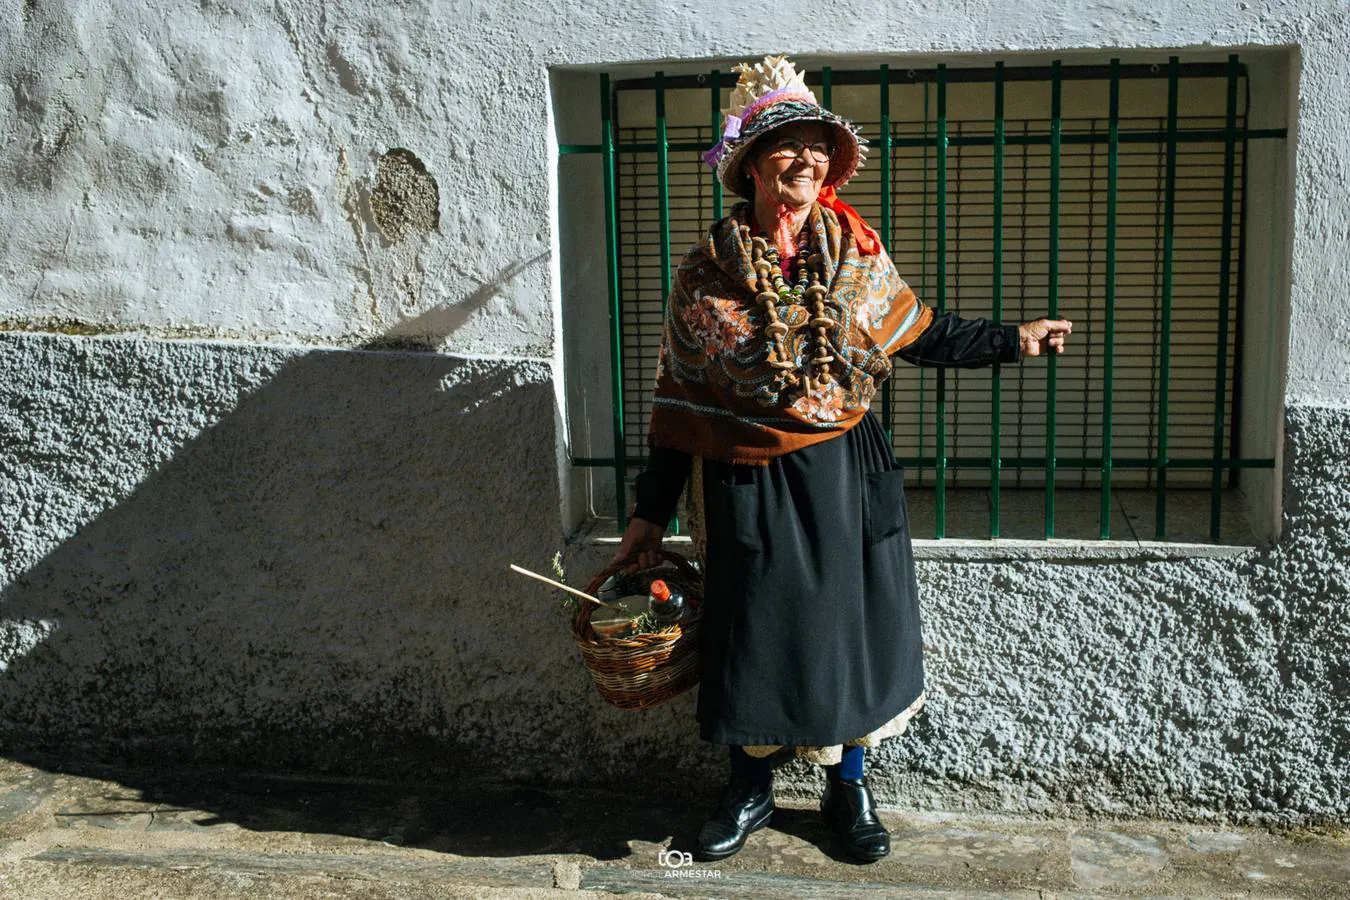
[702,55,867,200]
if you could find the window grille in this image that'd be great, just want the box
[561,58,1286,542]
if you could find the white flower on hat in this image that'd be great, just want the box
[723,55,817,121]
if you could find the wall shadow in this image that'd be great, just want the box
[0,296,715,853]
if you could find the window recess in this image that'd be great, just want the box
[558,56,1289,545]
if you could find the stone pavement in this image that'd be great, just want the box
[0,756,1346,899]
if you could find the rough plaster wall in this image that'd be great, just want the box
[0,0,1348,824]
[0,333,567,772]
[890,403,1348,824]
[0,0,554,353]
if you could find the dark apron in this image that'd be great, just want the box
[696,412,925,746]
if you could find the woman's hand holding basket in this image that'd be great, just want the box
[612,516,666,571]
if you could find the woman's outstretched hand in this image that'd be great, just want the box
[1018,319,1074,357]
[612,516,667,572]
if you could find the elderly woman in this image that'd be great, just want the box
[614,56,1071,863]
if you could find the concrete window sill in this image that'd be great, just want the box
[575,484,1265,561]
[579,527,1257,563]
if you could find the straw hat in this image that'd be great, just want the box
[702,55,867,200]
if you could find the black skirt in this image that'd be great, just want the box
[695,412,924,747]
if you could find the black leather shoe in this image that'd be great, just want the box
[695,774,775,861]
[820,775,891,862]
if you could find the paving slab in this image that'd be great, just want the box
[0,756,1345,899]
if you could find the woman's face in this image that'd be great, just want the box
[748,123,834,209]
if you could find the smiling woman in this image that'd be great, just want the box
[610,55,1071,865]
[748,123,834,249]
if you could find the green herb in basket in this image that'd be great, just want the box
[630,609,673,635]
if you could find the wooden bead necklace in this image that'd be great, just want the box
[748,226,838,398]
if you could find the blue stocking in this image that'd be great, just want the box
[825,745,865,781]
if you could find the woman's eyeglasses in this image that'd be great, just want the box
[767,138,834,163]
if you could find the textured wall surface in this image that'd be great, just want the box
[0,333,568,772]
[896,402,1349,824]
[1,0,1347,825]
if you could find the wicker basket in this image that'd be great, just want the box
[571,549,703,710]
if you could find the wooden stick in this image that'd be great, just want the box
[508,564,623,610]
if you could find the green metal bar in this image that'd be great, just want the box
[878,66,891,244]
[1229,86,1251,492]
[656,71,672,310]
[1101,59,1120,540]
[599,74,626,529]
[918,82,930,490]
[1210,54,1240,542]
[879,64,892,443]
[936,63,948,539]
[710,68,723,219]
[821,66,832,109]
[1045,61,1061,539]
[880,127,1286,151]
[990,62,1004,539]
[918,457,1277,470]
[1156,56,1179,540]
[599,126,1287,156]
[615,60,1254,92]
[574,455,1277,470]
[1015,118,1029,495]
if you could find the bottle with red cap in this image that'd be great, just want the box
[647,579,687,626]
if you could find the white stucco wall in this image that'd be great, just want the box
[4,1,1344,393]
[1,1,1347,823]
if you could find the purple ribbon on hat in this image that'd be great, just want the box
[702,86,817,169]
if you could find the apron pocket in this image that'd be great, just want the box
[706,462,764,554]
[865,467,909,545]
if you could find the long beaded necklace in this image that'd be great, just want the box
[749,223,837,395]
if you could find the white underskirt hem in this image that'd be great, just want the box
[739,690,927,766]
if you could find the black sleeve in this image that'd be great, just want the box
[632,445,692,526]
[895,312,1021,368]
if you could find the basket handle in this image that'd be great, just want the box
[582,548,700,597]
[575,548,702,635]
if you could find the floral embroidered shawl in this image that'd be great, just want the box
[648,201,934,464]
